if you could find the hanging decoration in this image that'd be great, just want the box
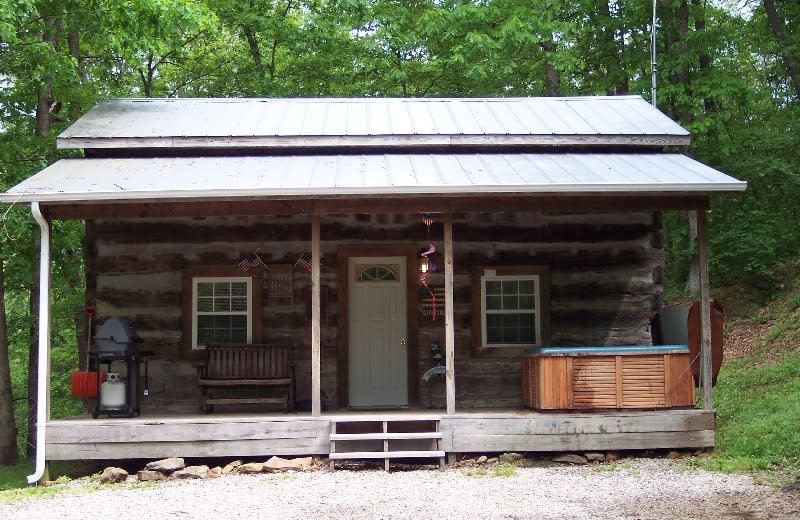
[294,251,312,272]
[420,214,438,321]
[238,252,266,272]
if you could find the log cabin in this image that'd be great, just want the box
[1,97,746,479]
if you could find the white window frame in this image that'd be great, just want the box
[191,276,253,350]
[480,270,542,348]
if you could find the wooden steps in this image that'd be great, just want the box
[329,416,445,471]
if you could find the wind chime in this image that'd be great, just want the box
[419,214,438,321]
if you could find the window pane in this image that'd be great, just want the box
[486,314,502,329]
[486,295,501,310]
[230,329,248,343]
[213,328,231,344]
[231,282,248,296]
[519,295,535,310]
[197,297,213,312]
[485,280,501,295]
[197,329,213,346]
[504,314,520,327]
[519,319,535,342]
[502,323,520,342]
[213,297,231,312]
[231,297,248,311]
[197,315,214,329]
[231,315,248,329]
[502,295,518,310]
[501,280,517,294]
[197,282,213,297]
[519,279,536,294]
[213,315,232,329]
[214,282,230,296]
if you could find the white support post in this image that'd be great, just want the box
[311,214,321,417]
[444,213,456,415]
[28,202,51,484]
[696,209,713,410]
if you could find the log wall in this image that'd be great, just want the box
[89,211,663,411]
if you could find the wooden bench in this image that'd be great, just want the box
[197,344,295,413]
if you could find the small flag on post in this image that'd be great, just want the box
[294,252,312,272]
[238,253,265,272]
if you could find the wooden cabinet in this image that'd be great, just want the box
[521,346,695,410]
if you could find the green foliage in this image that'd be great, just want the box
[707,277,800,477]
[492,462,516,477]
[0,458,80,491]
[709,351,800,475]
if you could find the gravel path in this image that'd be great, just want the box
[1,458,797,520]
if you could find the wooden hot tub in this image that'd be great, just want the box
[521,346,695,410]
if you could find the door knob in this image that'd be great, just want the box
[400,338,407,345]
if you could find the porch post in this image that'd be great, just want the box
[696,208,713,409]
[28,202,51,484]
[311,214,321,417]
[444,213,456,415]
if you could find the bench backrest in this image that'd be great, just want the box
[205,344,292,379]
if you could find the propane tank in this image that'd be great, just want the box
[100,372,126,408]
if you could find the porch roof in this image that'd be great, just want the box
[0,152,745,204]
[56,96,690,150]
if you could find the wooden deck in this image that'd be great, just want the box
[45,408,714,461]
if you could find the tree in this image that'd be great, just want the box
[762,0,800,100]
[0,241,18,464]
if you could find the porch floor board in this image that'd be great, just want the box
[45,408,714,461]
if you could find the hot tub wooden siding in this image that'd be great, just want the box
[522,348,695,410]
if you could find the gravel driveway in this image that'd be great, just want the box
[1,458,797,519]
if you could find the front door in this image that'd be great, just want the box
[348,256,408,407]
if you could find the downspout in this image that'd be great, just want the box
[28,202,51,484]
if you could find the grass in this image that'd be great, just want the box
[461,458,518,478]
[0,458,100,492]
[707,350,800,476]
[705,270,800,480]
[0,458,35,491]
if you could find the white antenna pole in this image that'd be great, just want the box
[651,0,658,107]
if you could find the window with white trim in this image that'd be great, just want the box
[472,266,550,352]
[191,277,252,349]
[482,273,540,347]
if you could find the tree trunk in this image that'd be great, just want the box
[35,85,53,137]
[763,0,800,100]
[68,30,86,119]
[596,0,628,95]
[541,38,561,96]
[0,242,19,464]
[244,27,264,76]
[692,0,716,113]
[26,261,40,457]
[685,211,700,296]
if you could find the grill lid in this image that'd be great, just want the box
[94,317,142,345]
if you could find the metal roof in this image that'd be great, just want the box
[57,97,690,149]
[0,153,745,204]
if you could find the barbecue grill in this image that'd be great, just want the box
[91,317,149,418]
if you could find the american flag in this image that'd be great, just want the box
[421,214,434,227]
[294,252,312,272]
[238,253,264,271]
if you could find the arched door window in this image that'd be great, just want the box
[357,265,398,282]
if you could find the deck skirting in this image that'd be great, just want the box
[45,409,714,461]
